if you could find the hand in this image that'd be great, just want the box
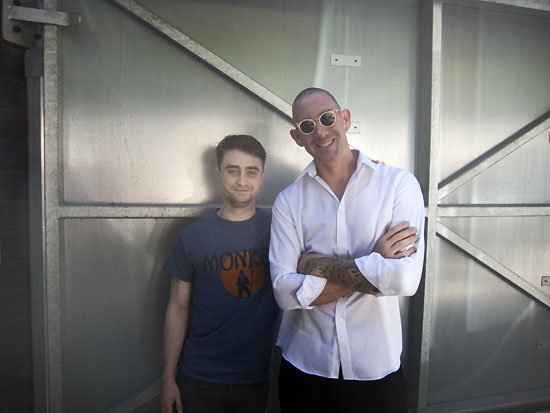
[297,252,326,275]
[374,222,418,259]
[160,377,183,413]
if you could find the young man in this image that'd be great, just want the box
[161,134,279,413]
[269,88,425,412]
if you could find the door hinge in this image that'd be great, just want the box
[2,0,80,48]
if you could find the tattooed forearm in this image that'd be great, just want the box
[303,257,380,295]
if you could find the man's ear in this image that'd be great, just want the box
[341,108,351,132]
[215,168,220,180]
[290,128,304,147]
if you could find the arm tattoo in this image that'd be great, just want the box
[303,257,380,295]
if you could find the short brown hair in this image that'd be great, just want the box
[215,134,267,168]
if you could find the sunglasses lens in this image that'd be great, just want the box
[320,111,336,127]
[299,120,315,134]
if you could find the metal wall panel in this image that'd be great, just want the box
[61,0,305,205]
[442,132,550,204]
[443,216,550,291]
[38,0,420,411]
[429,221,550,404]
[420,2,550,411]
[438,4,550,184]
[61,218,188,412]
[31,0,550,411]
[61,0,418,206]
[139,0,419,169]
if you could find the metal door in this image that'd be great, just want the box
[17,0,550,411]
[29,0,419,411]
[413,1,550,412]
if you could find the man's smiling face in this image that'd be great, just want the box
[290,92,351,167]
[216,149,264,209]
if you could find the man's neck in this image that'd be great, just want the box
[217,204,256,222]
[315,150,358,200]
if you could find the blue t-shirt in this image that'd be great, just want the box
[163,208,279,384]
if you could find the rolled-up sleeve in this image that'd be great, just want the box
[355,171,425,296]
[269,193,327,310]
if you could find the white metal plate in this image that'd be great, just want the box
[330,53,361,67]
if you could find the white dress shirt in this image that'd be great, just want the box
[269,150,425,380]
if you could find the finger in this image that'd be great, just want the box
[395,246,417,259]
[389,225,416,239]
[392,234,419,252]
[387,227,417,247]
[384,222,411,241]
[176,399,183,413]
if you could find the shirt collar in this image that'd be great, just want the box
[295,149,377,182]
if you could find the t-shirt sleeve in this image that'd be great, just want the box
[163,231,194,282]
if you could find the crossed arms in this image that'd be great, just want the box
[298,222,419,306]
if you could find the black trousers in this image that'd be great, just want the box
[177,374,270,413]
[278,357,408,413]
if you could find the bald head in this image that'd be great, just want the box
[292,88,341,121]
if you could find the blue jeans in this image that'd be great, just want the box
[178,373,270,413]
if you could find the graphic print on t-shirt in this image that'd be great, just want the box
[203,249,268,298]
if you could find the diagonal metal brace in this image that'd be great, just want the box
[438,111,550,201]
[109,0,292,120]
[436,221,550,308]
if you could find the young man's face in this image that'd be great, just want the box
[290,92,351,166]
[216,149,264,209]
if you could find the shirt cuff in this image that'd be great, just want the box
[296,275,327,308]
[354,255,385,295]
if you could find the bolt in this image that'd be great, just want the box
[12,25,22,33]
[34,33,42,40]
[13,0,22,5]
